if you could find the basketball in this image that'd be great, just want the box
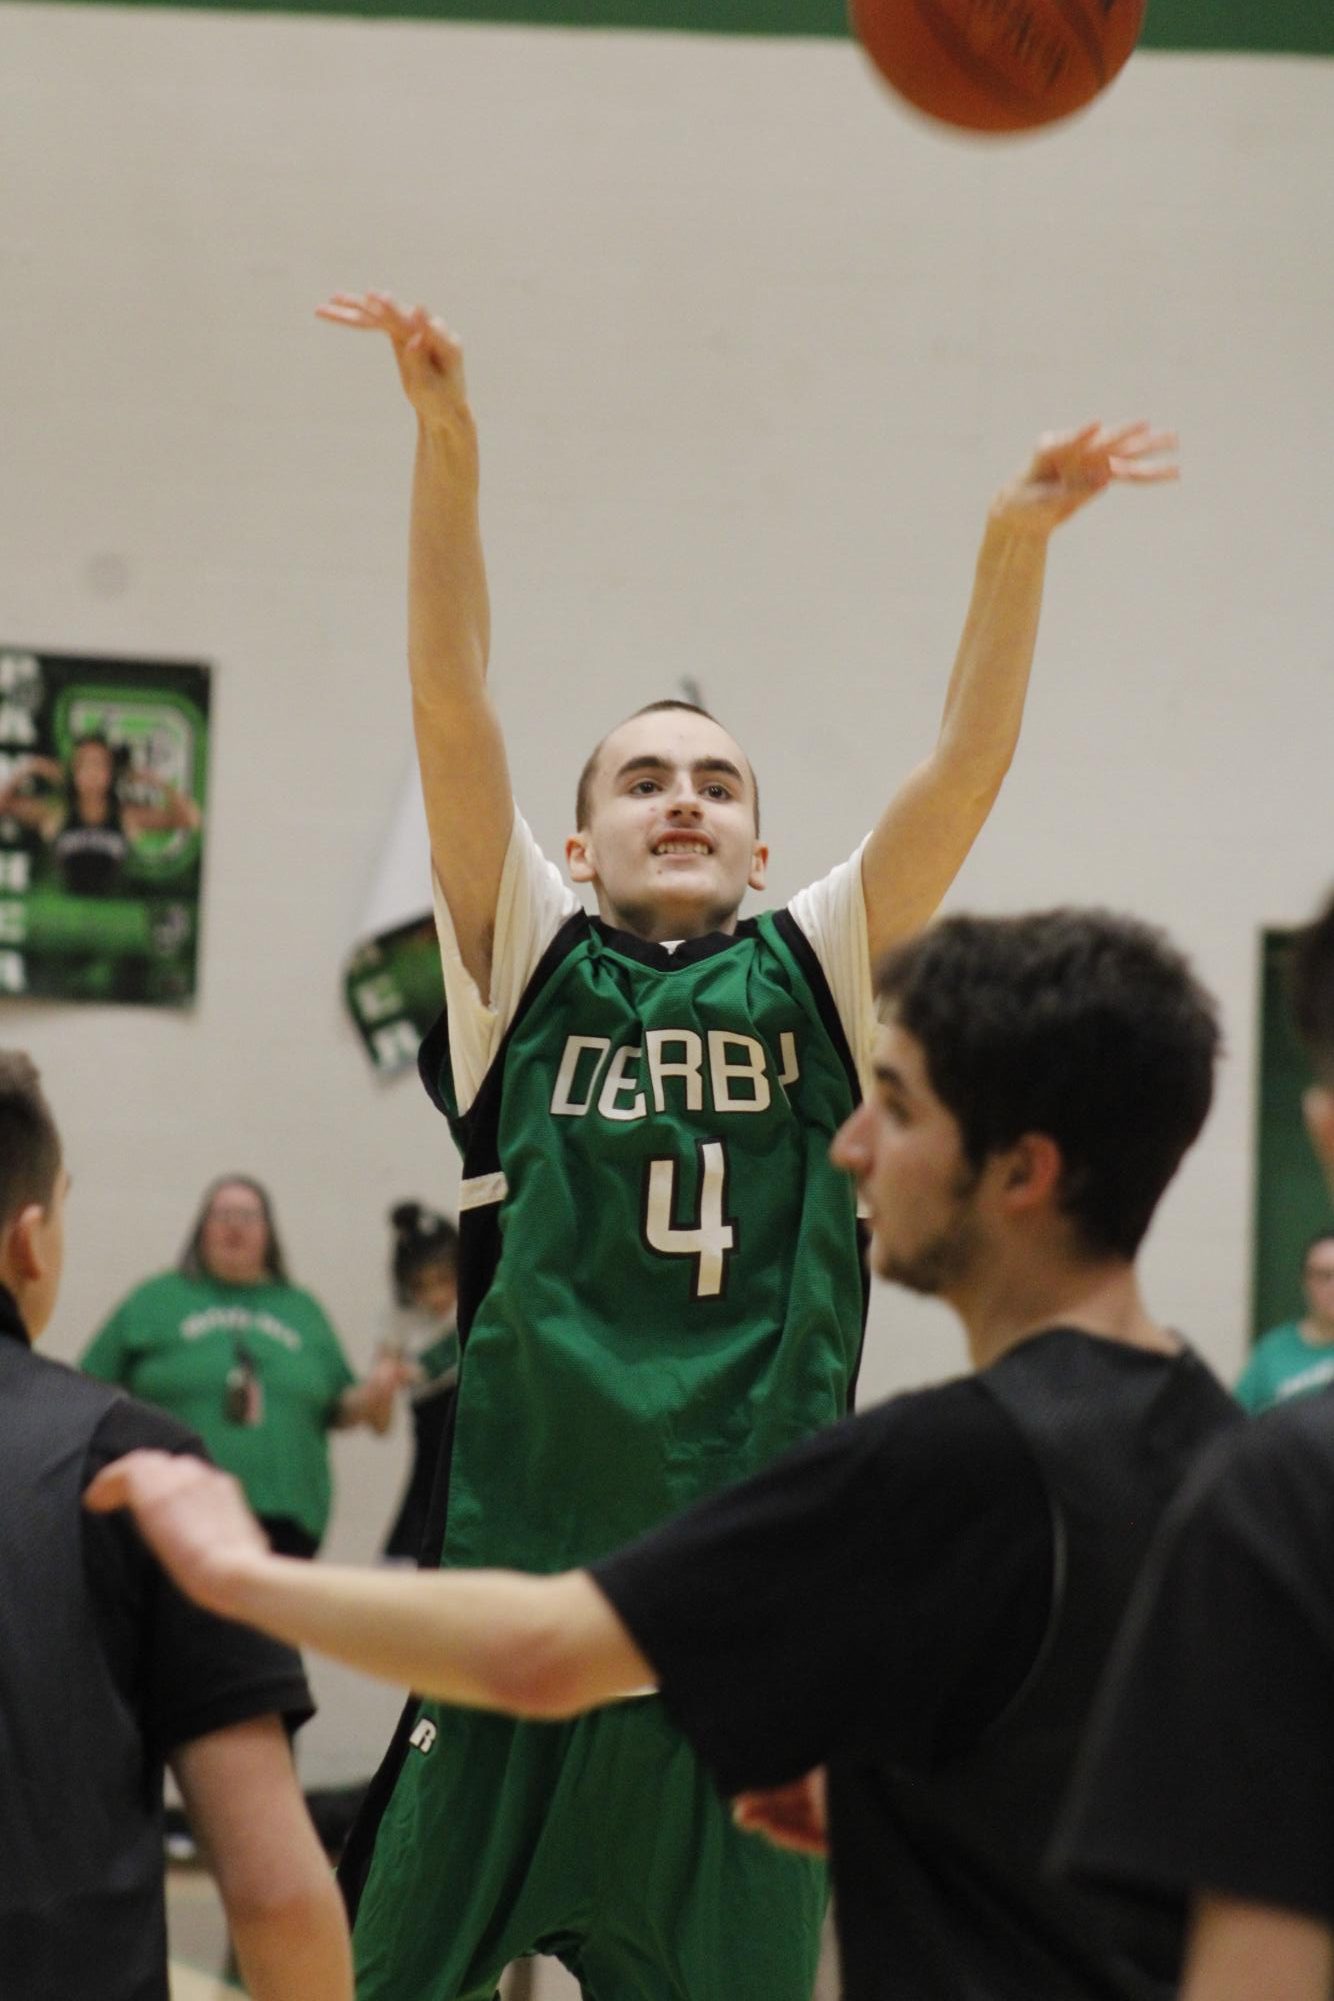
[851,0,1147,134]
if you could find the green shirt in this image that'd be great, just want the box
[1235,1320,1334,1415]
[425,909,867,1575]
[81,1271,356,1542]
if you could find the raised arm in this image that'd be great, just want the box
[318,291,515,997]
[122,783,202,837]
[860,422,1178,963]
[0,757,63,839]
[88,1450,651,1716]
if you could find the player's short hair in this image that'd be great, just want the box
[389,1200,459,1306]
[875,910,1220,1261]
[574,700,760,835]
[1290,889,1334,1086]
[179,1174,290,1285]
[0,1052,62,1234]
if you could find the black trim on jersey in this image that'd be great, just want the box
[589,915,761,971]
[416,911,591,1138]
[416,1010,453,1119]
[337,1390,463,1924]
[337,1683,422,1919]
[346,916,597,1918]
[770,906,863,1110]
[771,904,873,1397]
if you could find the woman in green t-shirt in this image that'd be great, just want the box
[82,1176,412,1555]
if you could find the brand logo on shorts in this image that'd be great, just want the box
[409,1718,438,1756]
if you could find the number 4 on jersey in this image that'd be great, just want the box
[642,1139,738,1300]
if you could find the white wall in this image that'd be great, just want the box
[1,3,1332,1776]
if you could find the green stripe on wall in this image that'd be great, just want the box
[35,0,1334,58]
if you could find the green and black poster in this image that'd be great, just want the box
[344,771,444,1076]
[0,648,210,1005]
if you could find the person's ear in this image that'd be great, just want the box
[566,833,596,885]
[7,1203,48,1284]
[747,843,770,893]
[997,1133,1064,1213]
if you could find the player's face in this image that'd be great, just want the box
[1302,1240,1334,1330]
[832,1020,984,1294]
[200,1182,270,1287]
[566,711,768,941]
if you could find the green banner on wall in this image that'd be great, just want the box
[0,648,210,1006]
[42,0,1334,58]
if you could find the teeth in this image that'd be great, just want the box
[654,841,710,856]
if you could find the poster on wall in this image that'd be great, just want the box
[343,770,444,1077]
[0,647,210,1006]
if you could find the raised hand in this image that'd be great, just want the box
[731,1768,830,1856]
[85,1449,269,1617]
[991,421,1179,535]
[317,290,471,433]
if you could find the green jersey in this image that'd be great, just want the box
[1236,1320,1334,1414]
[81,1271,355,1543]
[421,908,868,1574]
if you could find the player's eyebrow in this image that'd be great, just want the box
[871,1061,912,1099]
[613,754,746,786]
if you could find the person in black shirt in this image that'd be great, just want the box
[90,909,1238,2001]
[0,1050,352,2001]
[1057,888,1334,2001]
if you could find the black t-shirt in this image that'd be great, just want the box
[594,1333,1233,2001]
[0,1307,313,2001]
[595,1375,1051,1793]
[83,1396,315,1756]
[1057,1385,1334,1923]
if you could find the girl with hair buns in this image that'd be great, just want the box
[380,1202,460,1562]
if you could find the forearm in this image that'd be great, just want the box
[1181,1894,1334,2001]
[859,516,1050,955]
[173,1717,352,2001]
[216,1555,642,1716]
[932,515,1049,796]
[229,1877,353,2001]
[409,418,492,710]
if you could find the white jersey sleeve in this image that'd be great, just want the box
[787,839,876,1084]
[431,810,581,1115]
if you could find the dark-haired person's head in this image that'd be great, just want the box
[389,1201,459,1316]
[568,701,767,942]
[0,1051,67,1341]
[1301,1230,1334,1332]
[180,1176,289,1289]
[1290,888,1334,1188]
[834,910,1220,1292]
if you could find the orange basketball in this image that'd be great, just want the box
[851,0,1147,134]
